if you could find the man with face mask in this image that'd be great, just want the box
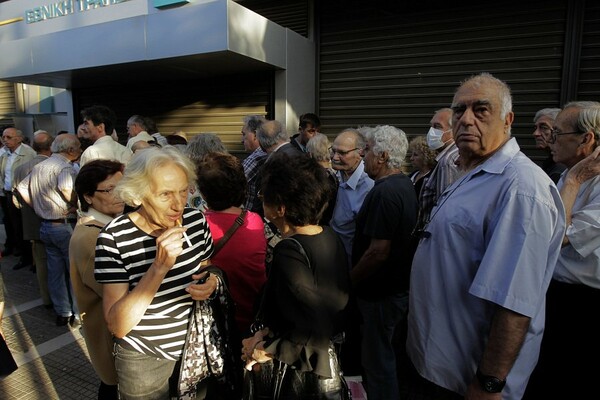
[414,108,461,235]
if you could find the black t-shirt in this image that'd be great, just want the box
[352,173,418,299]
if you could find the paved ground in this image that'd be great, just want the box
[1,227,99,399]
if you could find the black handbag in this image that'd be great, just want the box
[243,238,352,400]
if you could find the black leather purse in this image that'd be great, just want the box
[243,238,352,400]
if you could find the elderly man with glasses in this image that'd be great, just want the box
[532,107,566,183]
[525,101,600,399]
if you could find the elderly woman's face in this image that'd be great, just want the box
[88,172,125,218]
[141,163,189,229]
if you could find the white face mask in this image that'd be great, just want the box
[427,127,449,150]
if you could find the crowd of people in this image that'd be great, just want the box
[1,72,600,400]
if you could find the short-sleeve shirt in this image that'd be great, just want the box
[95,207,213,360]
[352,173,418,299]
[407,138,565,399]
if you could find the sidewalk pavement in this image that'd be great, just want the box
[1,229,98,399]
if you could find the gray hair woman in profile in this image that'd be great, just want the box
[185,133,228,211]
[94,146,218,399]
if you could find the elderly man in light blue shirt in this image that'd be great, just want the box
[329,128,374,264]
[407,73,565,400]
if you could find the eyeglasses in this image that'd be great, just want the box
[547,128,584,144]
[95,187,116,194]
[329,147,359,157]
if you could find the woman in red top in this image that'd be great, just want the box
[196,152,267,335]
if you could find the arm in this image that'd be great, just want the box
[102,226,188,338]
[559,147,600,246]
[465,307,530,400]
[350,238,390,286]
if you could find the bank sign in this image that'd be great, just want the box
[25,0,131,23]
[23,0,189,24]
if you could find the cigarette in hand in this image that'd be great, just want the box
[178,219,192,247]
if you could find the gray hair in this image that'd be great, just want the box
[534,108,561,123]
[51,134,79,153]
[243,115,266,133]
[115,145,196,207]
[341,127,367,149]
[455,73,513,119]
[32,131,54,153]
[185,133,227,164]
[434,108,453,128]
[257,120,289,150]
[127,115,147,130]
[365,125,408,169]
[306,133,331,162]
[564,101,600,146]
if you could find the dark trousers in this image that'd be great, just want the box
[1,193,31,263]
[524,280,600,399]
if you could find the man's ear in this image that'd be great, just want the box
[379,151,389,164]
[83,194,93,206]
[581,131,595,146]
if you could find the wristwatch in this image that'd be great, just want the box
[476,369,506,393]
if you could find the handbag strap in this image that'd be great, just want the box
[211,209,247,257]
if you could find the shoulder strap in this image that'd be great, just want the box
[211,209,247,257]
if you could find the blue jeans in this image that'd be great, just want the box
[357,292,408,400]
[113,343,177,400]
[39,221,78,317]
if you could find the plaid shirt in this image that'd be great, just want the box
[243,147,268,214]
[416,142,461,231]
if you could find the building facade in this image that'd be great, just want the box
[1,0,598,162]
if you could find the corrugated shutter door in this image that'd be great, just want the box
[578,2,600,101]
[74,73,272,154]
[319,0,567,162]
[0,80,16,126]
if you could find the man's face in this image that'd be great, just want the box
[299,123,318,146]
[241,126,258,152]
[451,81,513,162]
[1,128,22,152]
[127,122,142,138]
[362,139,380,179]
[533,115,553,150]
[549,107,587,168]
[82,118,103,142]
[430,110,453,143]
[330,132,362,174]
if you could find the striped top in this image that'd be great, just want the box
[95,207,213,360]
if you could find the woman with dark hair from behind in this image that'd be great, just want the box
[196,152,267,336]
[70,159,125,399]
[241,153,351,399]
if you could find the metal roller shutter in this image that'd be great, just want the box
[318,0,568,163]
[74,73,273,155]
[578,2,600,102]
[0,80,16,127]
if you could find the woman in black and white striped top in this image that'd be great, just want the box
[95,146,215,399]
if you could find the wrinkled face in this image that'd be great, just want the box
[451,81,513,163]
[140,163,190,229]
[549,107,588,168]
[362,139,381,179]
[430,109,453,143]
[533,115,553,149]
[127,121,143,138]
[2,128,22,152]
[299,123,318,146]
[330,132,362,174]
[410,148,425,170]
[241,126,258,152]
[86,172,125,218]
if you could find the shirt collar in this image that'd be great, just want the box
[476,137,520,175]
[339,160,366,190]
